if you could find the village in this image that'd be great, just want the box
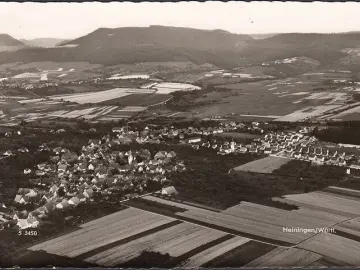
[2,119,360,232]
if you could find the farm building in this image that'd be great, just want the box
[188,137,201,144]
[161,186,179,196]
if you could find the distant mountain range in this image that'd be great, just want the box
[20,38,68,48]
[1,26,360,71]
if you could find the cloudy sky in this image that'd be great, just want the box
[1,2,360,39]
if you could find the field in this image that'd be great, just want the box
[156,72,360,121]
[151,83,201,94]
[84,222,227,266]
[49,88,154,104]
[29,208,176,259]
[245,247,322,267]
[179,236,250,267]
[1,61,103,81]
[297,233,360,265]
[233,156,291,173]
[204,241,276,267]
[274,190,360,217]
[275,105,342,122]
[100,93,171,106]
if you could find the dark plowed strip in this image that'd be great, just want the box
[203,240,277,267]
[324,187,360,199]
[74,220,182,261]
[13,250,97,268]
[122,200,293,247]
[124,198,187,214]
[332,229,360,243]
[169,234,235,268]
[318,256,351,267]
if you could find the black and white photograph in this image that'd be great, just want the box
[2,1,360,267]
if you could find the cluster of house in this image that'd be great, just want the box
[0,130,186,231]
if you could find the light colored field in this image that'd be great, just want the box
[233,156,291,173]
[153,82,201,94]
[118,106,148,112]
[108,74,149,80]
[275,191,360,217]
[85,222,227,266]
[177,210,309,244]
[239,114,281,118]
[326,186,360,197]
[275,105,341,122]
[245,247,322,267]
[29,208,175,258]
[222,201,346,229]
[42,88,155,104]
[298,233,360,265]
[328,105,360,120]
[50,89,132,104]
[335,218,360,237]
[180,236,250,267]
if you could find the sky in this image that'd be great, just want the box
[1,1,360,40]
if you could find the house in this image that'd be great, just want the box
[26,216,39,228]
[23,168,31,175]
[44,201,56,213]
[58,164,68,173]
[18,147,29,153]
[56,199,70,210]
[3,150,13,156]
[77,194,87,202]
[188,137,201,144]
[17,219,30,230]
[161,186,179,196]
[112,127,124,133]
[84,189,94,198]
[68,197,81,206]
[14,194,23,203]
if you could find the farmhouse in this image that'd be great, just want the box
[188,137,201,144]
[161,186,179,196]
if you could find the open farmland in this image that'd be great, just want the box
[275,105,341,122]
[274,190,360,217]
[245,247,322,267]
[84,222,227,266]
[29,208,176,259]
[179,236,250,267]
[297,233,360,265]
[49,88,141,104]
[16,88,156,105]
[176,208,309,245]
[151,83,201,94]
[101,93,171,106]
[233,156,291,173]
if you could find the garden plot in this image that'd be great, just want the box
[233,156,291,173]
[245,247,322,267]
[29,208,175,258]
[179,236,250,267]
[298,233,360,265]
[84,222,227,266]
